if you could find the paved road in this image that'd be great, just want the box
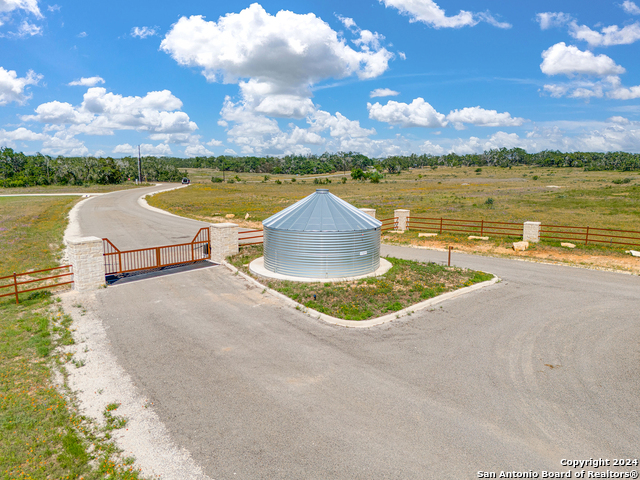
[77,184,208,250]
[78,186,640,479]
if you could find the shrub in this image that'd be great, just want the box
[485,197,494,207]
[341,177,347,184]
[369,172,383,183]
[612,178,632,184]
[275,179,282,184]
[475,168,482,173]
[532,175,539,180]
[212,176,223,183]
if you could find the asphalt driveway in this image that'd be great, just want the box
[74,185,640,479]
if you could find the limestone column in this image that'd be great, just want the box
[210,223,239,262]
[394,209,410,232]
[67,236,106,291]
[523,221,541,242]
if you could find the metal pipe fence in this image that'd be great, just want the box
[380,217,398,232]
[540,224,640,248]
[239,229,264,246]
[407,217,522,238]
[0,265,74,304]
[102,227,211,275]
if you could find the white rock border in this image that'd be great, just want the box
[224,260,500,329]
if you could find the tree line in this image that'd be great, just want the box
[0,148,184,187]
[170,148,640,174]
[2,147,640,187]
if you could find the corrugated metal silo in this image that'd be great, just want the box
[262,189,382,278]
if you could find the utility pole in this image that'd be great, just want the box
[137,145,142,184]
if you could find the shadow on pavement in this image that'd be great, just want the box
[106,260,219,286]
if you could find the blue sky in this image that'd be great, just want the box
[1,0,640,157]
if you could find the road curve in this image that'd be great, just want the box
[76,184,207,250]
[75,186,640,479]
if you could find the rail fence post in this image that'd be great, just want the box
[439,217,443,234]
[13,273,18,304]
[480,219,484,237]
[585,226,590,245]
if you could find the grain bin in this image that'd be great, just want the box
[262,189,382,279]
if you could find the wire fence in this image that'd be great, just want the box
[0,265,74,304]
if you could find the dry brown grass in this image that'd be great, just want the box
[149,166,640,230]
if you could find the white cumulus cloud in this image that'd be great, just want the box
[569,21,640,47]
[16,20,41,36]
[370,88,399,98]
[160,3,393,119]
[184,144,214,157]
[446,107,526,130]
[536,12,573,30]
[218,97,325,155]
[621,1,640,15]
[0,127,45,145]
[379,0,510,29]
[0,0,42,17]
[22,87,198,139]
[113,143,172,157]
[68,76,105,87]
[367,98,447,128]
[608,83,640,100]
[419,140,444,155]
[0,66,41,105]
[540,42,626,77]
[543,75,640,100]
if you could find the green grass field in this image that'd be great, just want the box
[0,196,145,480]
[151,166,640,231]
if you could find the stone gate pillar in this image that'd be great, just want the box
[394,209,410,232]
[210,223,239,262]
[67,236,106,291]
[359,208,376,219]
[523,221,541,243]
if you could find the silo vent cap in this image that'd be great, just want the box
[316,189,329,194]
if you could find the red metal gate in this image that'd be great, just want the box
[102,227,210,276]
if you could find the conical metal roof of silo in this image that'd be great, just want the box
[262,189,381,232]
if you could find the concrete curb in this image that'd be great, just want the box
[137,184,192,219]
[223,260,500,329]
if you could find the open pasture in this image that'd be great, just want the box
[152,166,640,231]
